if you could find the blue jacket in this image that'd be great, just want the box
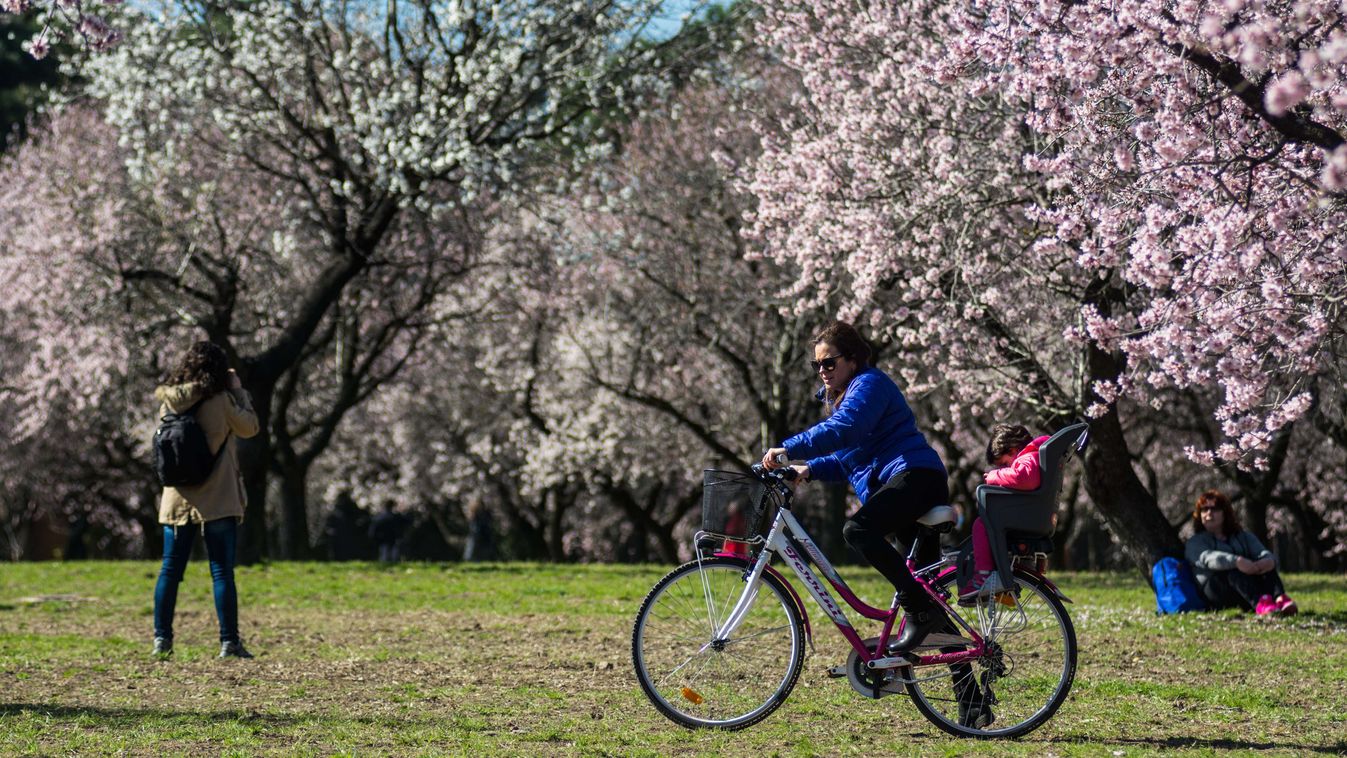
[783,366,945,505]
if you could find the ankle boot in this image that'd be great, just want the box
[890,600,946,653]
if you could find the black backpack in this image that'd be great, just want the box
[152,397,226,487]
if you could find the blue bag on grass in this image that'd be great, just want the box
[1152,556,1205,614]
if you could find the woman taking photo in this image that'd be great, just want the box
[762,321,949,652]
[152,341,260,658]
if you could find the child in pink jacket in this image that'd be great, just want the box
[960,424,1050,602]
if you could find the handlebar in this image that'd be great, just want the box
[752,462,798,483]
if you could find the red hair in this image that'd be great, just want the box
[1193,490,1241,536]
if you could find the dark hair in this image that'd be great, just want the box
[812,321,873,412]
[986,424,1034,465]
[1193,489,1241,536]
[813,320,873,367]
[163,341,230,397]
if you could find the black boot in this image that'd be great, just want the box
[958,696,994,729]
[889,598,947,654]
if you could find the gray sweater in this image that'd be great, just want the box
[1184,530,1274,584]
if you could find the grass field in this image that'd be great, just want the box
[1,561,1344,756]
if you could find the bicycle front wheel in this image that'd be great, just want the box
[907,567,1077,739]
[632,556,805,730]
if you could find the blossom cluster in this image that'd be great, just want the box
[3,0,121,59]
[747,0,1346,465]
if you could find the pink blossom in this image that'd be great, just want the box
[1322,31,1347,64]
[23,34,51,60]
[1184,446,1215,465]
[1264,71,1310,115]
[1323,146,1347,191]
[1113,143,1135,171]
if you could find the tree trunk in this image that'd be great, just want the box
[236,381,272,565]
[1243,497,1269,546]
[545,488,570,562]
[1280,495,1346,572]
[603,482,682,564]
[1052,476,1081,568]
[621,521,650,563]
[496,500,547,560]
[135,487,162,560]
[233,251,371,564]
[276,461,313,560]
[1080,403,1183,572]
[1079,279,1183,574]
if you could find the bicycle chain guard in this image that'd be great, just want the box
[844,637,908,699]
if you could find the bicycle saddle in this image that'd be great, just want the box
[916,505,956,528]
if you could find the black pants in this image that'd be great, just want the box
[1200,569,1286,611]
[842,467,949,607]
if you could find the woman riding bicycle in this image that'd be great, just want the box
[762,320,949,653]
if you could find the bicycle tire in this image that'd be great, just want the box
[906,567,1077,739]
[632,556,806,730]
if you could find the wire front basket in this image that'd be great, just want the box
[701,469,773,542]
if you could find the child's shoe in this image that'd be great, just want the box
[976,570,1008,599]
[958,571,992,607]
[1275,594,1298,616]
[958,571,1008,607]
[1254,595,1278,616]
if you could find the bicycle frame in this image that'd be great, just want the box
[703,504,988,671]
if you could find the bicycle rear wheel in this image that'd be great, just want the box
[906,567,1076,738]
[632,556,805,730]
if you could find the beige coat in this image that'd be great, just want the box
[156,383,261,525]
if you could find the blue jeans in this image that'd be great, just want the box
[153,518,240,643]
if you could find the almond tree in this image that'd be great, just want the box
[948,0,1347,465]
[2,0,706,560]
[312,60,843,563]
[745,0,1347,569]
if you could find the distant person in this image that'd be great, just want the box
[152,341,261,659]
[323,490,369,561]
[369,500,409,562]
[1185,490,1297,616]
[64,511,89,561]
[463,499,498,562]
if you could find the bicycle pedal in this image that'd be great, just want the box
[866,655,916,670]
[826,663,847,678]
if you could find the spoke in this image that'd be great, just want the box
[649,630,715,649]
[637,562,801,727]
[720,623,792,646]
[655,645,713,685]
[698,564,721,637]
[906,573,1072,734]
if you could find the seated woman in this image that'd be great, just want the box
[1184,490,1296,616]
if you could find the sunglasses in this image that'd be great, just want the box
[809,354,843,373]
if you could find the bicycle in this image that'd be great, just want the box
[631,459,1079,738]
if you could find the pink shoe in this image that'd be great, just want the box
[1254,595,1278,616]
[1275,595,1298,616]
